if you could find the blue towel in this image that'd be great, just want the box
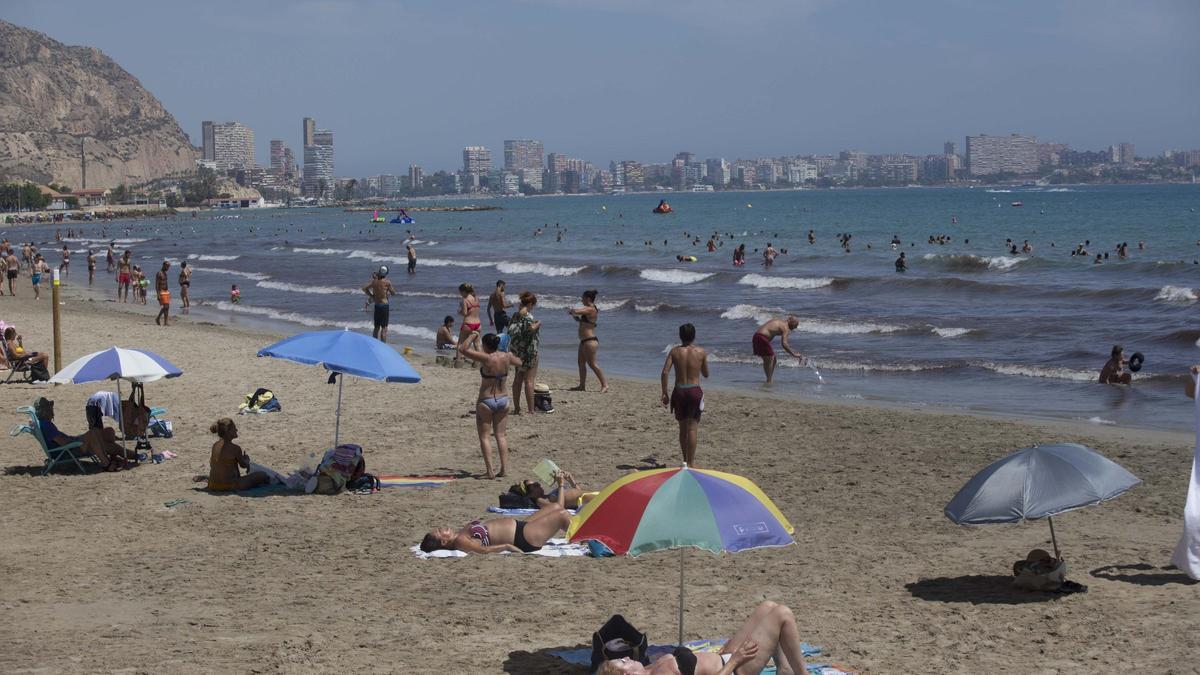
[548,639,830,674]
[487,505,577,516]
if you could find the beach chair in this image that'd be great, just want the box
[2,342,35,385]
[11,405,100,474]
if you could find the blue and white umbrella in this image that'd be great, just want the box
[50,347,183,385]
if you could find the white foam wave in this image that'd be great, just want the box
[932,327,972,338]
[207,301,436,340]
[640,269,716,284]
[921,253,1023,271]
[1085,416,1116,425]
[979,362,1095,382]
[257,280,355,295]
[985,189,1013,193]
[408,256,492,268]
[496,261,585,277]
[720,304,783,324]
[1154,285,1198,304]
[293,247,350,255]
[738,273,834,290]
[63,237,150,245]
[202,267,270,281]
[534,294,628,311]
[708,353,936,372]
[187,254,240,261]
[719,305,903,334]
[397,290,460,300]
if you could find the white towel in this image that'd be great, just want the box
[410,537,588,559]
[1171,374,1200,579]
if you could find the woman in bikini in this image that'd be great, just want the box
[598,601,808,675]
[458,332,522,479]
[457,283,481,358]
[420,485,573,555]
[178,260,192,309]
[568,289,609,392]
[206,418,270,492]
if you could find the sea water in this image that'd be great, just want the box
[24,183,1200,431]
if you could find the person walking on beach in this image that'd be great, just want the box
[662,323,708,466]
[753,316,806,384]
[155,260,171,326]
[106,243,115,273]
[507,291,541,415]
[5,247,18,296]
[362,266,396,342]
[31,255,48,300]
[178,261,192,310]
[568,289,609,392]
[117,251,132,303]
[59,245,70,278]
[488,280,511,333]
[406,243,417,275]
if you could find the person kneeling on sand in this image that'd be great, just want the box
[598,601,808,675]
[207,418,270,491]
[421,486,573,555]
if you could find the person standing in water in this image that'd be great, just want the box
[487,280,511,333]
[406,243,417,275]
[86,249,96,286]
[752,316,806,384]
[117,251,132,303]
[154,260,171,326]
[178,260,192,310]
[568,289,609,392]
[362,266,396,342]
[661,323,708,467]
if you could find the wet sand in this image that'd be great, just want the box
[0,285,1196,673]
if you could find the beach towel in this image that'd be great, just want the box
[379,474,459,488]
[1171,373,1200,579]
[487,505,577,516]
[549,639,849,674]
[409,537,588,558]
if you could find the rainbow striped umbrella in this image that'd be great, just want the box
[568,465,794,644]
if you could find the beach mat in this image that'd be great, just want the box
[487,505,577,516]
[409,537,588,558]
[379,474,460,488]
[549,639,852,674]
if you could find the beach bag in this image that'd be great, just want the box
[346,472,380,493]
[316,444,365,493]
[534,383,555,414]
[590,615,649,673]
[148,417,173,438]
[121,386,150,437]
[499,491,537,509]
[241,388,281,413]
[28,361,49,382]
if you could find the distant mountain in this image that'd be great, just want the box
[0,20,196,189]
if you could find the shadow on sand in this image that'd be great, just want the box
[905,575,1065,605]
[502,647,587,674]
[1090,563,1198,586]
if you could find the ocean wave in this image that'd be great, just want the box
[408,256,492,268]
[257,280,355,295]
[708,352,948,373]
[206,301,436,340]
[535,294,628,311]
[63,237,150,245]
[293,247,350,255]
[201,267,271,281]
[719,304,784,323]
[635,302,681,313]
[931,327,973,338]
[397,290,460,300]
[985,189,1013,193]
[719,305,904,334]
[187,254,240,261]
[1083,416,1116,425]
[977,362,1096,382]
[496,261,586,277]
[639,269,716,284]
[738,273,835,290]
[922,253,1024,272]
[1154,285,1198,304]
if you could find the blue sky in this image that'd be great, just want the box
[6,0,1198,175]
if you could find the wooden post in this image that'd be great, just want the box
[51,269,61,373]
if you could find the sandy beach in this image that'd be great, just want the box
[0,285,1196,673]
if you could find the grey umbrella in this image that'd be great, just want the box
[945,443,1141,557]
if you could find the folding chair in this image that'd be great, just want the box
[2,342,34,385]
[11,405,100,474]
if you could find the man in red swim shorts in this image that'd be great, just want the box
[661,323,708,466]
[753,315,806,384]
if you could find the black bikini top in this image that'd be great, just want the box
[671,647,697,675]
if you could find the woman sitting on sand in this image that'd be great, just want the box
[421,482,573,555]
[599,601,808,675]
[207,418,270,491]
[458,331,522,478]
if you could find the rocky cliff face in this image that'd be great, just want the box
[0,20,197,189]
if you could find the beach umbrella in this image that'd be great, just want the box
[257,329,420,447]
[945,443,1141,557]
[49,346,183,452]
[568,464,794,645]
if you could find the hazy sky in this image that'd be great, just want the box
[7,0,1199,175]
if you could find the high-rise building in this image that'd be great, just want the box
[1114,142,1136,165]
[282,146,296,178]
[303,117,315,147]
[944,141,957,157]
[211,122,255,171]
[303,125,334,197]
[705,158,729,186]
[269,140,292,175]
[408,165,424,191]
[546,153,570,174]
[503,140,544,171]
[965,133,1038,176]
[462,146,492,176]
[618,160,643,189]
[519,168,542,191]
[839,150,867,169]
[201,121,216,161]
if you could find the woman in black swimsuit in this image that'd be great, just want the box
[568,289,609,392]
[597,601,807,675]
[419,496,573,555]
[178,261,192,309]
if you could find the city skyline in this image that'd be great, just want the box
[7,1,1197,175]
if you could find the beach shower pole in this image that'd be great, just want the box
[1048,516,1060,559]
[333,372,344,448]
[678,547,685,646]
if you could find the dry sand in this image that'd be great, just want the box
[0,285,1197,673]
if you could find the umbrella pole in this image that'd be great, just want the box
[333,373,343,448]
[678,547,685,646]
[1048,516,1060,559]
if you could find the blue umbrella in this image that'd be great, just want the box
[257,329,421,446]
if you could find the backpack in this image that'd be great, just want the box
[590,615,649,673]
[28,361,49,382]
[346,472,380,493]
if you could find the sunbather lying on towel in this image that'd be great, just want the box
[36,398,132,471]
[512,469,596,509]
[598,601,808,675]
[207,418,270,491]
[420,501,572,554]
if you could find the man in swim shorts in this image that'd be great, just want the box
[662,323,709,466]
[362,265,396,342]
[5,247,18,296]
[753,315,806,384]
[117,251,132,303]
[155,260,171,326]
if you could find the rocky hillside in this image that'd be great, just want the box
[0,20,197,189]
